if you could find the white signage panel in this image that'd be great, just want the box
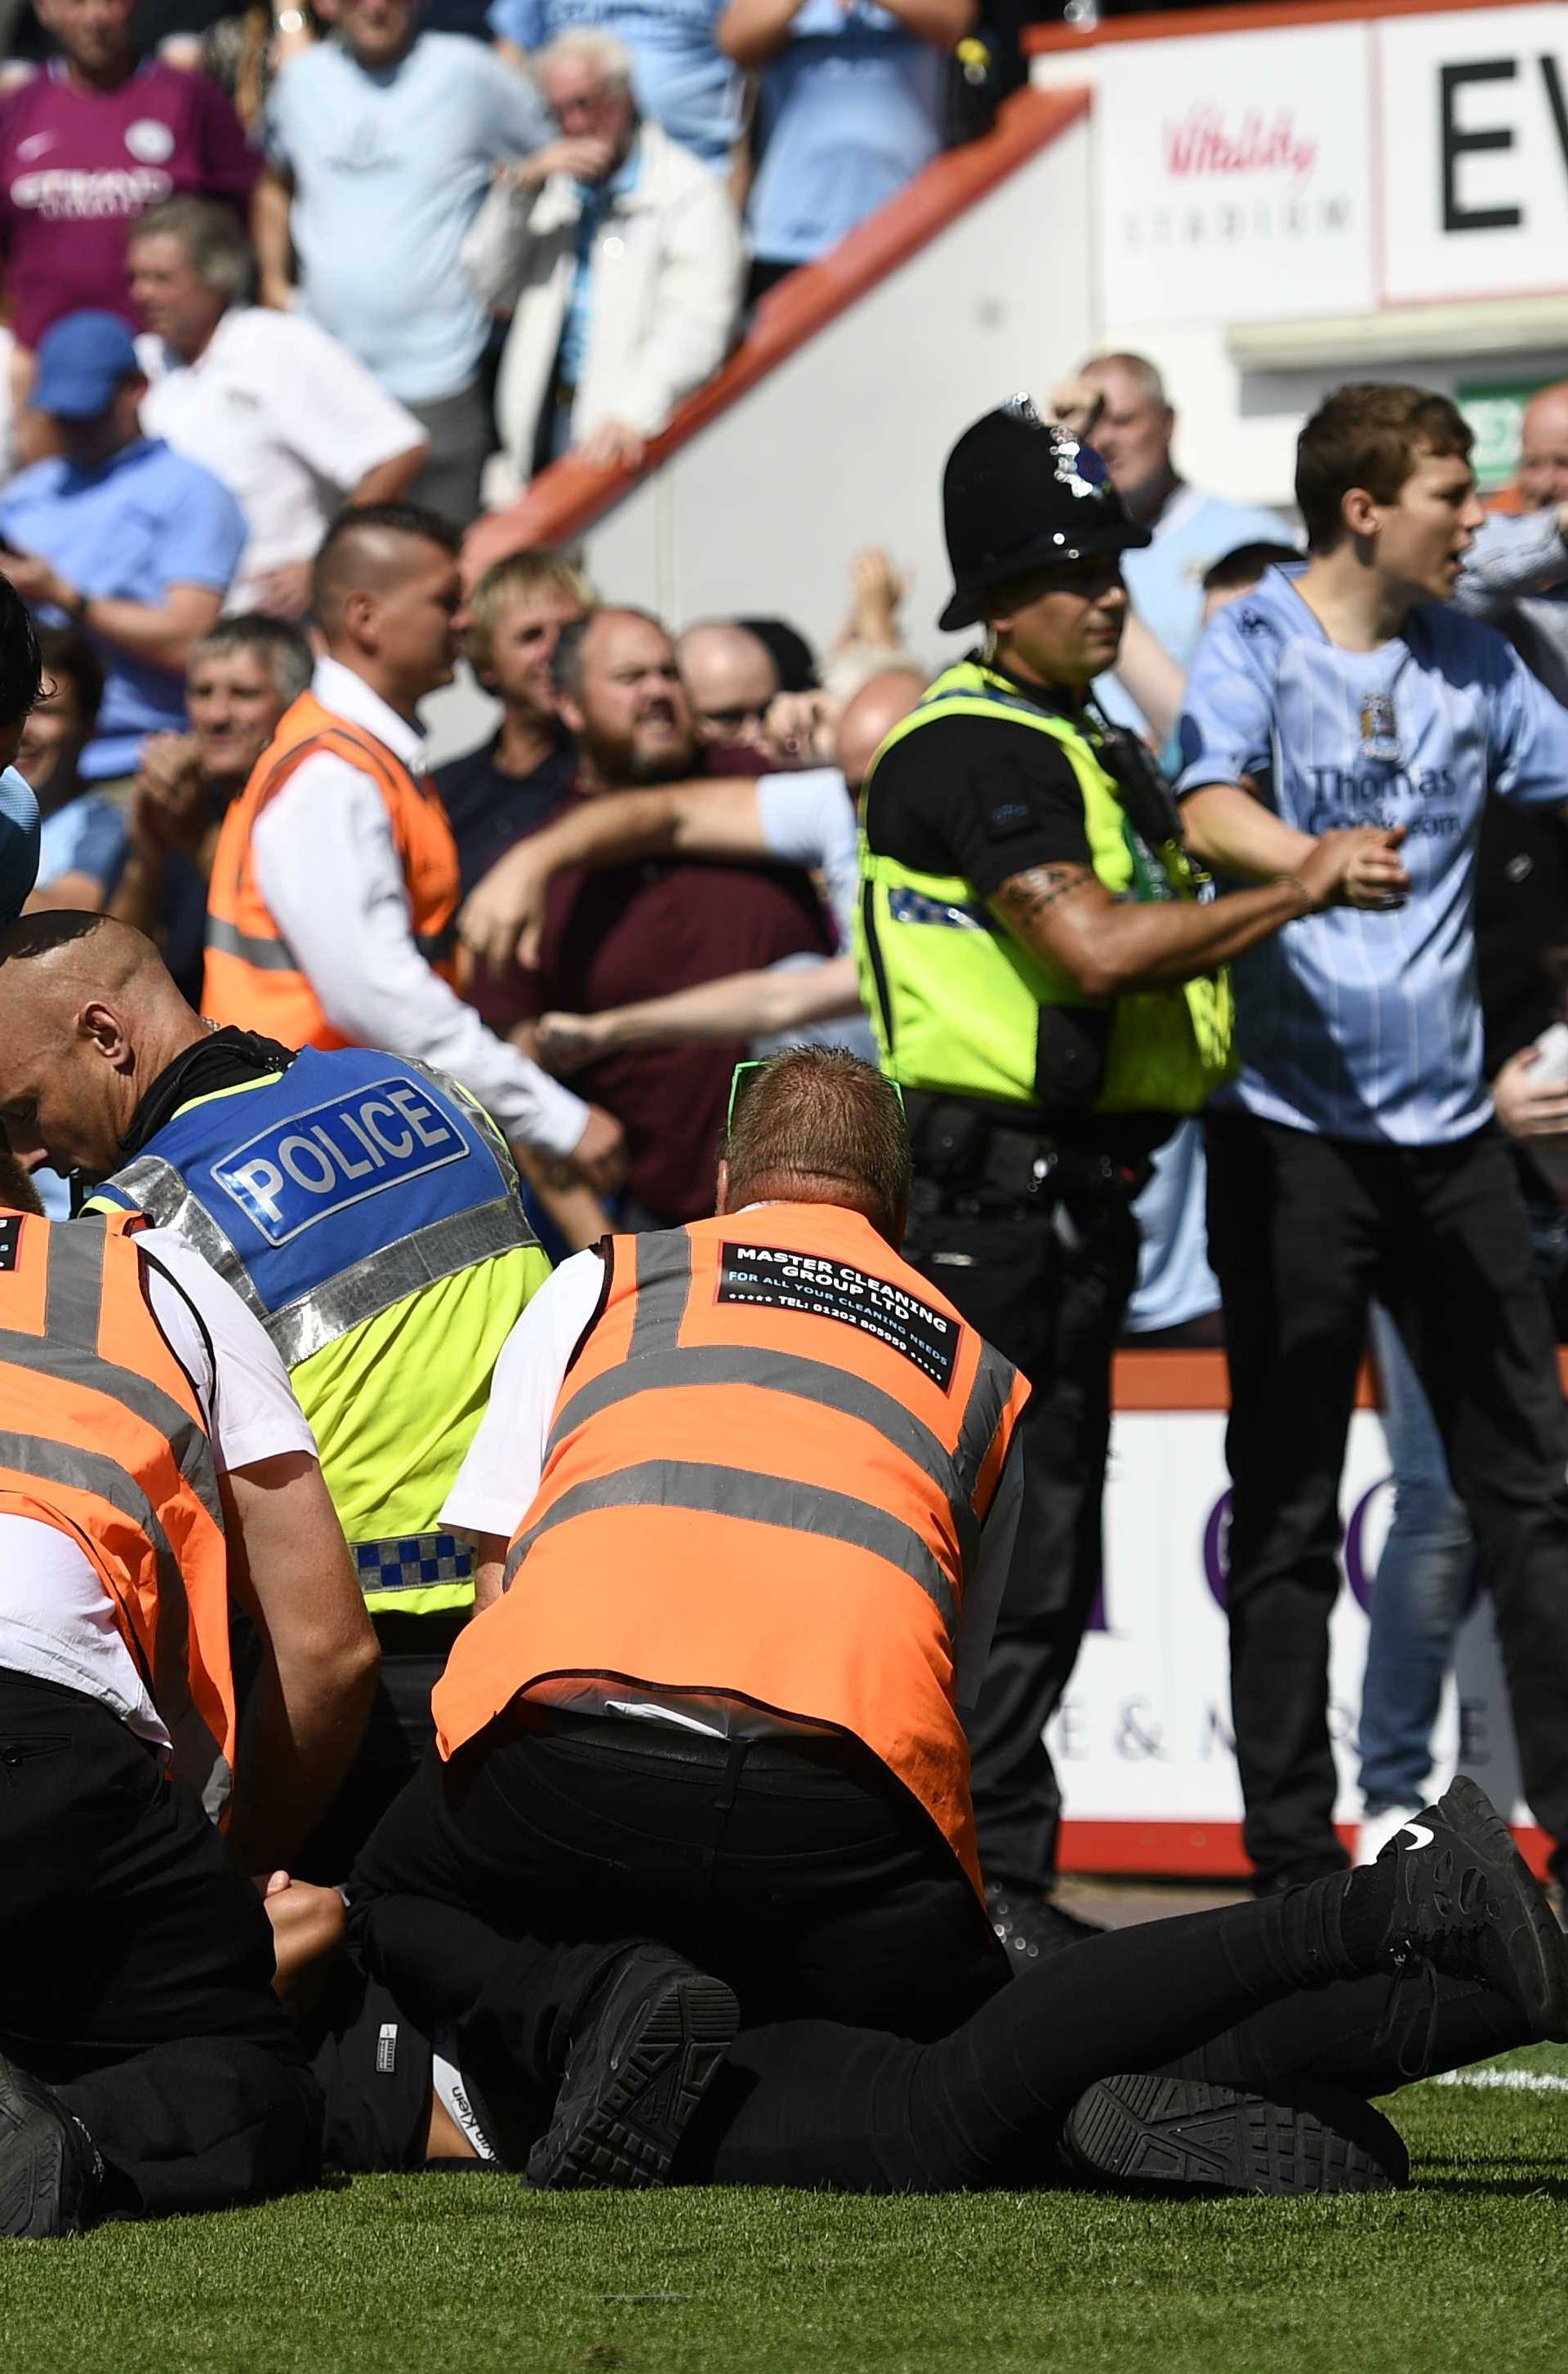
[1098,24,1376,327]
[1379,4,1568,305]
[1050,1407,1525,1839]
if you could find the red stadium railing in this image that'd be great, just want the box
[461,81,1092,584]
[1023,0,1556,54]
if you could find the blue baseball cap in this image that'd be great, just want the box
[30,310,141,421]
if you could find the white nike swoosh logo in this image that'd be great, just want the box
[16,133,56,159]
[1398,1821,1435,1851]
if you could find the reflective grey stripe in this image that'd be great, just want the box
[109,1150,537,1370]
[549,1344,982,1575]
[204,914,301,971]
[266,1195,538,1368]
[103,1157,264,1317]
[208,910,452,973]
[0,1221,226,1533]
[626,1228,690,1360]
[505,1459,957,1631]
[953,1343,1018,1512]
[0,1425,230,1820]
[0,1224,230,1812]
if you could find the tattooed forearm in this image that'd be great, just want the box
[990,864,1096,933]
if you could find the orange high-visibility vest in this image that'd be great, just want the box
[434,1202,1031,1895]
[0,1209,234,1821]
[203,687,461,1049]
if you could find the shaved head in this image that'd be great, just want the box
[0,914,207,1178]
[678,621,781,748]
[838,667,926,792]
[1519,381,1568,510]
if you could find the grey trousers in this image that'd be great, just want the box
[403,382,493,529]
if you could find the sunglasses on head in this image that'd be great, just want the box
[726,1060,905,1134]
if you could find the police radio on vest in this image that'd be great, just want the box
[214,1079,466,1246]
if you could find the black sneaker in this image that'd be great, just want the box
[527,1946,739,2190]
[986,1882,1106,1966]
[1376,1777,1568,2042]
[0,2051,100,2238]
[1063,2073,1408,2197]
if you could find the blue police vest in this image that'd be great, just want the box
[94,1046,537,1368]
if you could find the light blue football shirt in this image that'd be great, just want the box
[1176,563,1568,1146]
[0,766,38,923]
[265,33,550,403]
[746,0,945,267]
[0,439,246,780]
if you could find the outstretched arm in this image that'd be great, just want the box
[460,779,769,973]
[1182,780,1415,910]
[989,827,1398,1000]
[537,952,862,1072]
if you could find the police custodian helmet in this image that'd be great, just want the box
[938,394,1152,632]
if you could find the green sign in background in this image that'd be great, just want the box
[1458,379,1553,491]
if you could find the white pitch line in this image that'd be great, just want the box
[1430,2068,1568,2094]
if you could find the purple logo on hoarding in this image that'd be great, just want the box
[1200,1477,1392,1612]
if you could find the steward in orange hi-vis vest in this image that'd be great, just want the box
[202,687,460,1049]
[433,1201,1031,1895]
[0,1207,234,1821]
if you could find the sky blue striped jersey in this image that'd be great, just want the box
[1175,563,1568,1146]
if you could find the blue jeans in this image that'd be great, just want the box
[1356,1304,1478,1812]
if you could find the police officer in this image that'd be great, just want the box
[853,398,1385,1955]
[0,911,551,1874]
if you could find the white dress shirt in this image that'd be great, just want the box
[138,308,425,614]
[250,656,590,1160]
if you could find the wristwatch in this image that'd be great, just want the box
[274,9,306,31]
[60,584,87,624]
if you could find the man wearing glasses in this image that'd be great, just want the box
[350,1045,1031,2180]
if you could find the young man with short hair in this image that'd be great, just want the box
[434,547,590,893]
[1178,381,1568,1897]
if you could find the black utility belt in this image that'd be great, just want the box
[905,1094,1146,1205]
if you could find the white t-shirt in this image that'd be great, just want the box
[755,767,858,948]
[0,1227,318,1749]
[442,1247,601,1539]
[138,309,424,614]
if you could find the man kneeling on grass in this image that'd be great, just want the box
[261,1778,1561,2198]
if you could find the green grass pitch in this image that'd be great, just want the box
[2,2048,1563,2374]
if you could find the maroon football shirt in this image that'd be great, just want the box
[0,59,259,350]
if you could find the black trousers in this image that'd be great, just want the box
[332,1876,1526,2186]
[902,1157,1141,1891]
[350,1710,1010,2048]
[297,1611,467,1886]
[696,1893,1524,2189]
[1206,1110,1568,1885]
[0,1672,322,2217]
